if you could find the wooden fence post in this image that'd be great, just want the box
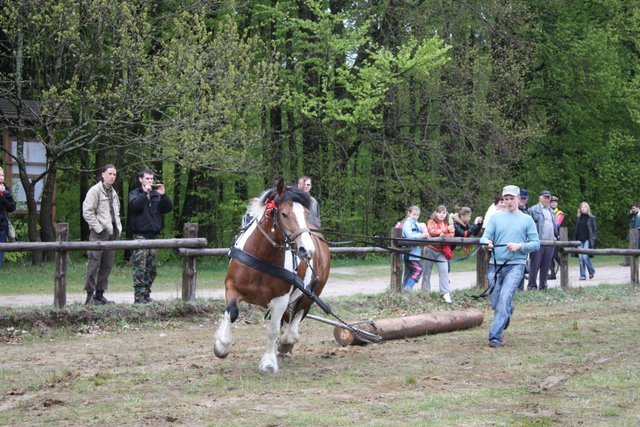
[182,223,199,302]
[476,247,488,289]
[54,223,69,309]
[559,227,569,289]
[389,227,403,291]
[630,228,638,286]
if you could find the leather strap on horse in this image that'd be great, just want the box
[228,246,382,343]
[229,246,332,313]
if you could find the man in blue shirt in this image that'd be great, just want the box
[480,185,540,348]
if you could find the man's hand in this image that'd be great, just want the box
[506,242,523,252]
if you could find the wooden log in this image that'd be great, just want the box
[559,227,569,289]
[631,229,638,286]
[389,227,404,291]
[563,247,640,256]
[476,247,488,289]
[333,308,484,346]
[0,238,207,252]
[181,223,199,302]
[53,223,69,309]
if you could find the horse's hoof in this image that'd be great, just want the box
[259,364,278,374]
[278,343,294,355]
[214,342,229,359]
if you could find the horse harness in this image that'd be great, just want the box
[228,208,382,343]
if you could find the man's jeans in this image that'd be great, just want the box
[488,263,525,344]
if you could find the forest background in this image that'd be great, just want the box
[1,0,639,264]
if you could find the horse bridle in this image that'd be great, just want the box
[256,201,313,255]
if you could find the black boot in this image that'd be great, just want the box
[94,290,114,305]
[85,292,95,305]
[134,292,148,304]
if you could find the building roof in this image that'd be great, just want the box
[0,98,73,123]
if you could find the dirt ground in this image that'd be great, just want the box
[1,284,639,426]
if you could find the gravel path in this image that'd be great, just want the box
[0,265,634,308]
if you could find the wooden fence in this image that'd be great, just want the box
[1,224,638,308]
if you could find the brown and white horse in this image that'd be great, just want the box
[214,180,330,373]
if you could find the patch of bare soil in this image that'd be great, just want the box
[1,288,639,426]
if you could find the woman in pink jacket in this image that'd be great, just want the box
[421,205,455,303]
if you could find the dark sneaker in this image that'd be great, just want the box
[144,296,154,303]
[93,295,114,305]
[589,273,595,279]
[547,274,556,280]
[134,296,149,304]
[488,341,504,348]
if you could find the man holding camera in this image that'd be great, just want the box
[128,167,173,303]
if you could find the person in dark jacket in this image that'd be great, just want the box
[0,166,17,269]
[128,167,173,303]
[573,201,597,280]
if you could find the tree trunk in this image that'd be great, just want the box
[80,147,90,241]
[39,160,57,261]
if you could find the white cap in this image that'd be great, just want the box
[502,185,520,197]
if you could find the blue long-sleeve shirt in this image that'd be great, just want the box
[480,210,540,264]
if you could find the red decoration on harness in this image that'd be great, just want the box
[264,199,277,218]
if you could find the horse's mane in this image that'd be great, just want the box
[249,185,311,219]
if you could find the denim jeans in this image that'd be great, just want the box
[578,240,595,279]
[0,230,5,269]
[488,263,525,345]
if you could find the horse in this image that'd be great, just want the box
[214,179,331,373]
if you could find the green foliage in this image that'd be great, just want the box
[1,0,638,248]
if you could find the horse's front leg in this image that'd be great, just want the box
[279,308,305,356]
[214,299,239,358]
[259,294,289,373]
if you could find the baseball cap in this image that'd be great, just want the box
[550,195,558,202]
[502,185,520,197]
[540,190,551,197]
[519,188,528,199]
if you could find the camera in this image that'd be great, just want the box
[151,183,162,191]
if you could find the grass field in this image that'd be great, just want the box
[0,284,638,426]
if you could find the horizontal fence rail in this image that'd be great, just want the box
[1,224,638,308]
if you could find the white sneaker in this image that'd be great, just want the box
[442,293,452,304]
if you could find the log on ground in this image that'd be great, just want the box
[334,308,484,346]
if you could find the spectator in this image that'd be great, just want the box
[620,204,640,266]
[451,206,483,254]
[548,195,565,280]
[401,205,428,291]
[528,190,558,290]
[297,175,320,227]
[82,164,122,305]
[0,166,17,269]
[479,185,539,348]
[483,193,505,228]
[517,188,532,291]
[518,188,529,215]
[128,168,173,304]
[573,201,597,280]
[421,205,455,303]
[241,197,259,228]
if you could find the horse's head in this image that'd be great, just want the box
[263,179,316,259]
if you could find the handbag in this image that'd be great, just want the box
[6,218,16,241]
